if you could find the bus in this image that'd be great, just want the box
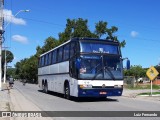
[38,38,130,99]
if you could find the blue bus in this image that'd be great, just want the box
[38,38,129,99]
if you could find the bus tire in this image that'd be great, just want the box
[42,82,45,92]
[64,83,70,100]
[44,82,48,93]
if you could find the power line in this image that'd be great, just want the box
[3,13,160,44]
[117,34,160,43]
[3,14,65,28]
[22,17,65,27]
[3,13,160,33]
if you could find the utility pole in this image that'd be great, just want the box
[0,0,4,91]
[4,47,6,83]
[3,47,10,84]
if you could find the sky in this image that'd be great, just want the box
[2,0,160,68]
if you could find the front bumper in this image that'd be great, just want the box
[78,87,123,97]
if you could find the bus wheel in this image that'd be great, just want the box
[42,83,45,92]
[44,82,48,93]
[64,84,70,99]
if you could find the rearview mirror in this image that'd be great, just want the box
[126,59,130,70]
[121,57,130,70]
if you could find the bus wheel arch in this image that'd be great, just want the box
[64,80,70,99]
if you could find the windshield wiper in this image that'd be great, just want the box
[92,65,115,80]
[89,63,101,73]
[104,66,115,80]
[91,67,103,80]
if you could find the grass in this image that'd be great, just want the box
[125,84,160,90]
[138,92,160,96]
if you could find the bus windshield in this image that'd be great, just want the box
[80,42,119,54]
[77,55,123,80]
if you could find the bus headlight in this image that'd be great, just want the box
[114,85,123,88]
[79,84,92,89]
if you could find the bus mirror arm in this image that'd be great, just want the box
[121,57,128,61]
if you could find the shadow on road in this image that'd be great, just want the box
[38,90,119,102]
[71,97,118,102]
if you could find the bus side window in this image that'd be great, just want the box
[44,54,46,66]
[48,52,52,65]
[38,57,41,67]
[52,50,57,64]
[45,54,49,66]
[57,47,63,62]
[63,44,70,61]
[41,56,45,67]
[70,42,76,58]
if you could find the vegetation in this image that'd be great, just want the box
[12,18,126,83]
[124,65,160,79]
[124,65,147,84]
[138,92,160,96]
[155,66,160,78]
[2,50,14,64]
[2,50,14,78]
[8,19,160,84]
[6,68,16,80]
[126,84,160,90]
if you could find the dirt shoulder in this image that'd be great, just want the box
[123,88,160,101]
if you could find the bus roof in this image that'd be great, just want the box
[40,37,120,57]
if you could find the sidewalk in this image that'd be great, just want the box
[0,83,10,120]
[0,83,52,120]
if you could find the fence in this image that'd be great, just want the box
[124,76,136,87]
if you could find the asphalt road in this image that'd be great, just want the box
[13,81,160,120]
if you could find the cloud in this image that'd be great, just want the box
[130,31,139,38]
[12,35,28,44]
[3,9,26,25]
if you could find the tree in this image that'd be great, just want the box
[95,21,126,47]
[14,18,127,83]
[124,65,147,79]
[2,50,14,67]
[41,36,58,53]
[14,37,58,83]
[6,68,16,79]
[95,21,108,38]
[155,66,160,77]
[15,59,27,79]
[59,18,97,44]
[2,50,14,78]
[24,55,38,83]
[35,45,43,58]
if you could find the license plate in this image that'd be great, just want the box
[100,92,107,94]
